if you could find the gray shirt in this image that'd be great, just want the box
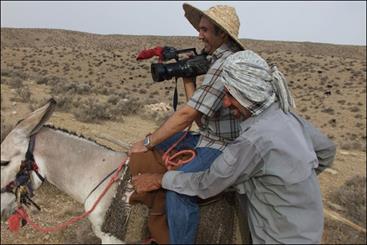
[162,102,336,244]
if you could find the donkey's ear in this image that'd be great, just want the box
[15,98,57,136]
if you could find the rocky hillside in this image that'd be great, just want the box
[1,27,365,59]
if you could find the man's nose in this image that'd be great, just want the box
[198,31,204,40]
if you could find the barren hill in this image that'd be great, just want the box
[1,27,365,59]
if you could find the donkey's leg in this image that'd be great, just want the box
[84,182,125,244]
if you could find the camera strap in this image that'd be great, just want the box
[173,77,178,111]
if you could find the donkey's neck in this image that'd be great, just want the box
[33,126,126,203]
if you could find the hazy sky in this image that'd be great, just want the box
[1,1,366,45]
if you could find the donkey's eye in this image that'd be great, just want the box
[1,161,10,167]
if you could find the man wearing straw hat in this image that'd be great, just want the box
[133,50,336,243]
[130,3,246,243]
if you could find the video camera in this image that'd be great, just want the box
[137,46,211,82]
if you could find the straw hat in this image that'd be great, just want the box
[183,3,245,50]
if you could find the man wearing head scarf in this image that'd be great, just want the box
[133,50,337,243]
[130,3,246,243]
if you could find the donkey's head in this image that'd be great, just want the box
[1,99,56,220]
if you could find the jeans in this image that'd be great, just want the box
[155,132,222,244]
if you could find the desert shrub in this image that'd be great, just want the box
[139,89,147,94]
[50,82,75,95]
[109,98,142,117]
[323,217,366,244]
[321,108,335,115]
[1,117,12,143]
[1,77,8,84]
[75,83,91,94]
[15,86,32,103]
[50,80,90,96]
[350,106,360,112]
[13,70,28,80]
[36,76,50,85]
[328,175,366,227]
[73,98,112,123]
[54,92,75,111]
[107,94,120,105]
[1,68,14,77]
[7,77,23,88]
[45,76,63,87]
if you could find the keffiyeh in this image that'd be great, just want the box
[222,50,295,115]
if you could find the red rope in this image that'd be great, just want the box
[12,157,128,233]
[162,129,196,170]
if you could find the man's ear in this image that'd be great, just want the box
[221,32,229,42]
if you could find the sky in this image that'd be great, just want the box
[1,1,366,46]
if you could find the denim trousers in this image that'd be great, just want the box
[155,132,222,244]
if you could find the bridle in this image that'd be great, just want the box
[1,132,129,233]
[1,134,45,211]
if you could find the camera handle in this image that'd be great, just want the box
[162,47,198,62]
[176,48,198,56]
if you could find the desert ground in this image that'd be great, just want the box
[0,27,366,244]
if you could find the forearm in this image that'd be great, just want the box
[162,138,260,199]
[182,77,196,101]
[182,77,203,127]
[149,105,200,147]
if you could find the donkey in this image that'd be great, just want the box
[1,99,129,243]
[1,99,244,244]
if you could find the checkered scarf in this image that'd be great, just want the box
[222,50,295,115]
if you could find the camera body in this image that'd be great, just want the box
[151,47,211,82]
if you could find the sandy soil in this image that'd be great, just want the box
[1,28,366,244]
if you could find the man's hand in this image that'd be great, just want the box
[132,173,164,193]
[129,139,148,155]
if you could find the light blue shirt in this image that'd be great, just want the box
[162,102,336,244]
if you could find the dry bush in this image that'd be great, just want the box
[49,78,91,96]
[75,83,92,95]
[323,175,366,244]
[73,98,112,123]
[35,76,51,85]
[1,69,28,80]
[323,218,366,244]
[6,77,23,88]
[108,97,142,117]
[1,117,12,143]
[1,68,14,77]
[14,86,32,103]
[53,92,75,112]
[72,96,143,123]
[107,94,120,105]
[50,81,77,95]
[328,175,366,226]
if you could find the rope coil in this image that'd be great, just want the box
[162,129,196,170]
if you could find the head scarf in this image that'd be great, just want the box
[222,50,296,115]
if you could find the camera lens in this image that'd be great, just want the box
[150,55,210,82]
[151,63,167,82]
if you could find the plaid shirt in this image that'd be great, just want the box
[187,41,241,151]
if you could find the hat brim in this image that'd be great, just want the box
[183,3,245,50]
